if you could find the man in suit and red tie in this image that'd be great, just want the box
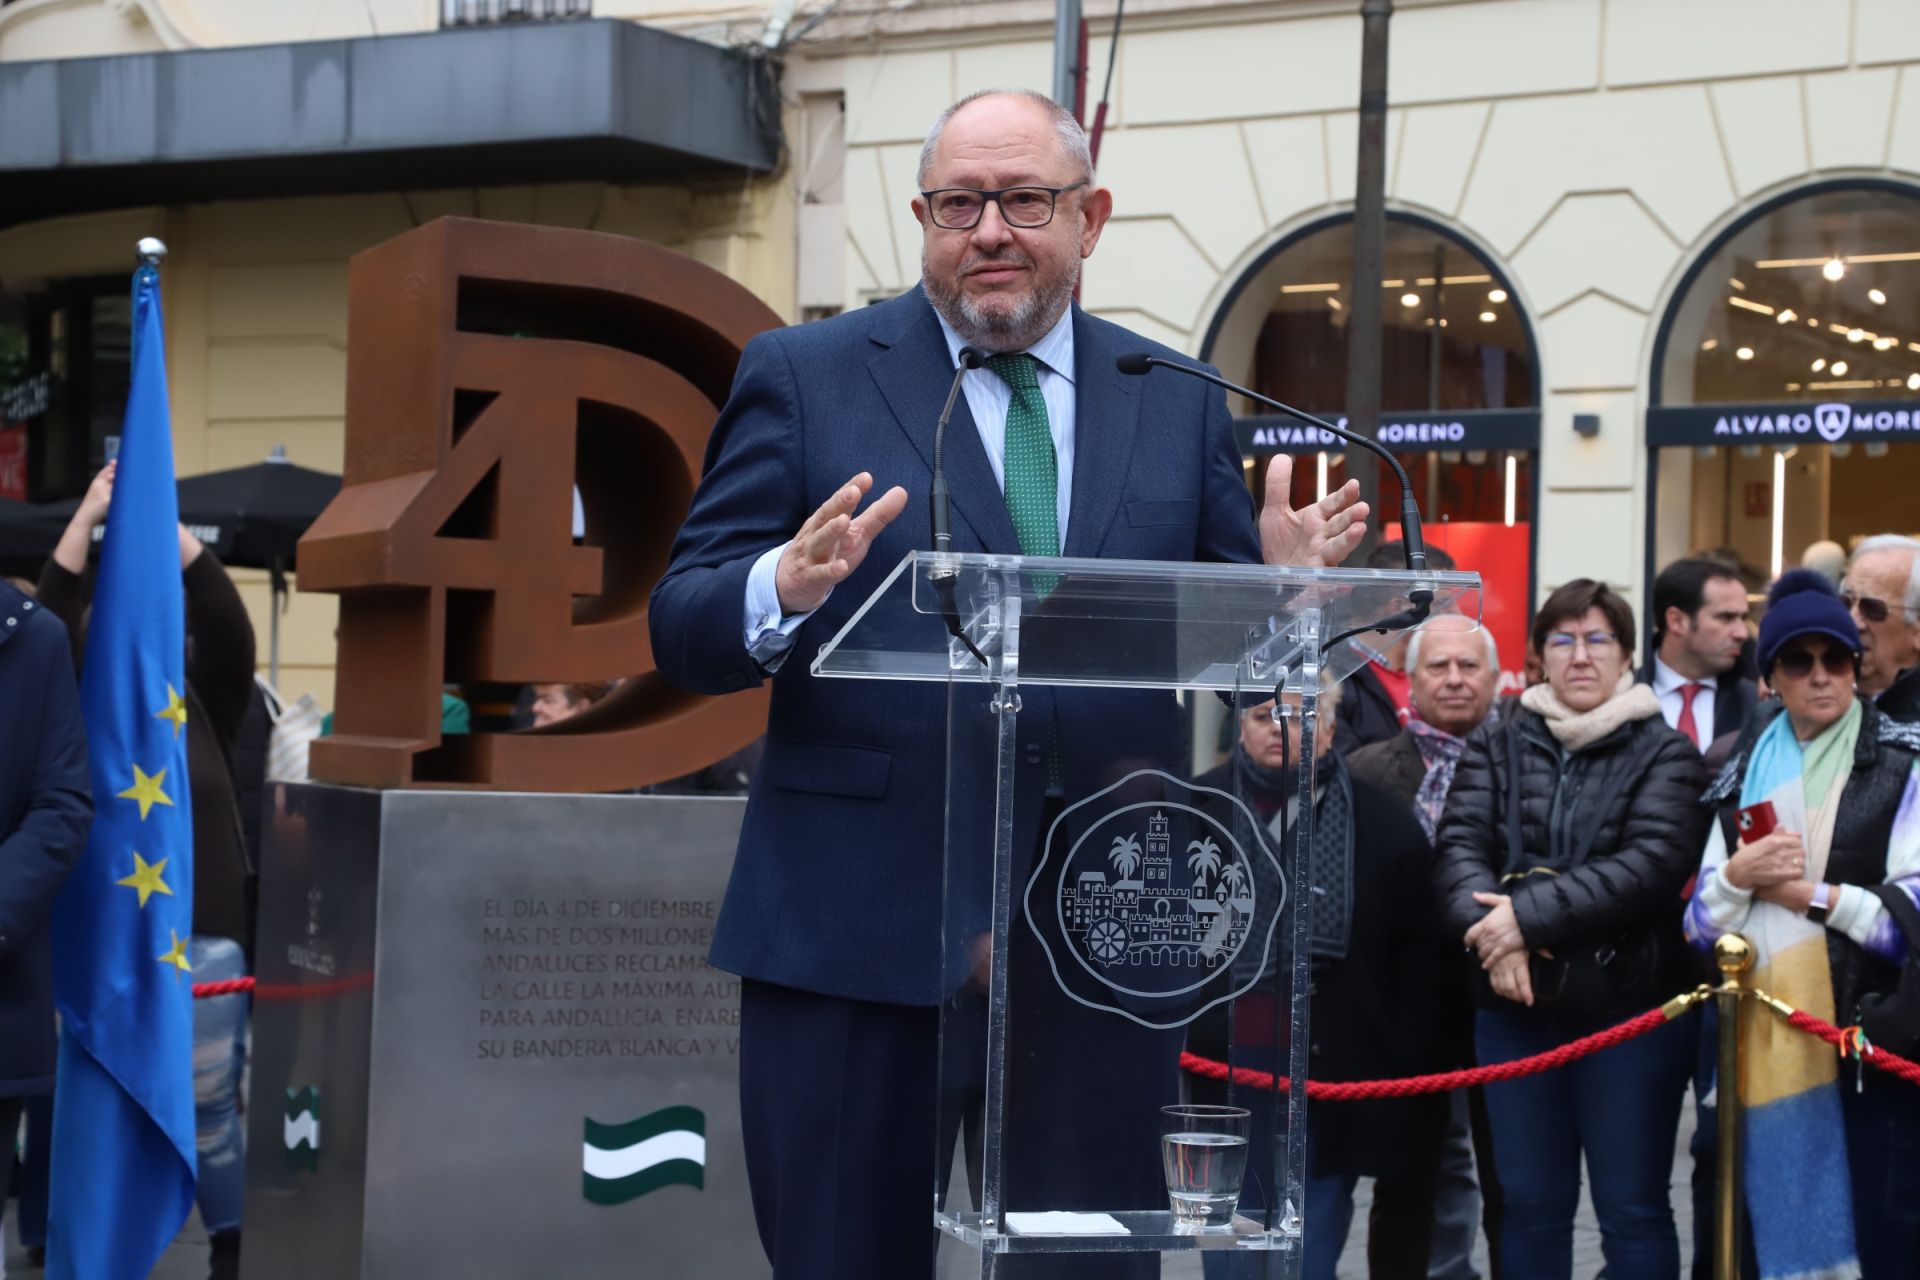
[1643,556,1758,759]
[652,89,1370,1279]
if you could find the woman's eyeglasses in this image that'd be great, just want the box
[1543,631,1617,657]
[1773,648,1856,679]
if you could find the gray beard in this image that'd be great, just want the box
[922,255,1079,353]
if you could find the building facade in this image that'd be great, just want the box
[0,0,791,707]
[7,0,1920,711]
[791,0,1920,667]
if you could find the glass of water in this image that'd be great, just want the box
[1160,1104,1250,1228]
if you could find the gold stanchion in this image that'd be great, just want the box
[1713,934,1755,1280]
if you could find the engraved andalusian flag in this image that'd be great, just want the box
[582,1106,705,1205]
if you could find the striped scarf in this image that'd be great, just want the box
[1697,702,1863,1280]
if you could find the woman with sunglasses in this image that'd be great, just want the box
[1435,579,1710,1279]
[1687,570,1920,1277]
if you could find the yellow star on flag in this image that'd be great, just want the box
[116,851,173,909]
[117,764,174,821]
[156,930,192,976]
[155,684,188,738]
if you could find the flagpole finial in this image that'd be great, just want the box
[136,238,168,267]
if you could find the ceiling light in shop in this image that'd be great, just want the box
[1736,347,1755,360]
[1488,289,1508,304]
[1730,278,1747,291]
[1777,309,1798,323]
[1871,288,1888,305]
[1824,258,1847,281]
[1327,296,1342,310]
[1280,282,1342,293]
[1786,383,1803,391]
[1702,338,1719,350]
[1848,328,1867,343]
[1833,361,1849,375]
[1876,337,1899,351]
[1729,297,1775,315]
[1812,358,1827,372]
[1910,373,1920,391]
[1401,293,1421,307]
[1480,310,1497,323]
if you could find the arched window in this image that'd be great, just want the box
[1648,184,1920,581]
[1657,185,1920,406]
[1203,213,1539,528]
[1202,213,1540,694]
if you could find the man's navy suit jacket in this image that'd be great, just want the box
[650,288,1263,1006]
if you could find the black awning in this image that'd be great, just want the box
[0,18,780,229]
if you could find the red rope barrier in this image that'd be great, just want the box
[1781,1009,1920,1089]
[1181,1007,1677,1100]
[191,973,373,1001]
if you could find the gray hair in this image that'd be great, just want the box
[1851,534,1920,613]
[916,89,1094,190]
[1405,621,1499,676]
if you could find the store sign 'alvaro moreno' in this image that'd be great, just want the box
[1234,407,1540,455]
[1648,399,1920,447]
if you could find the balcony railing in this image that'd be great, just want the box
[442,0,590,25]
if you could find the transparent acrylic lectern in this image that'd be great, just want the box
[812,550,1481,1278]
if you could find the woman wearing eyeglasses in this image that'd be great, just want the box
[1686,570,1920,1277]
[1434,579,1710,1280]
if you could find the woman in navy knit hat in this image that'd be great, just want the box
[1687,570,1920,1278]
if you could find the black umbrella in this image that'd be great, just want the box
[0,498,71,576]
[176,449,341,571]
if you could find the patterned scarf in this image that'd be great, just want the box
[1406,718,1467,841]
[1233,748,1354,963]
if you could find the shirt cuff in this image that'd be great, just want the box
[1825,883,1878,947]
[744,542,819,673]
[1697,865,1755,932]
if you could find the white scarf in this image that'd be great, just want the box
[1519,671,1662,752]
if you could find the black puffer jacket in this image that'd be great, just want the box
[1434,702,1711,1018]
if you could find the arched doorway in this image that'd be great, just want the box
[1201,212,1542,693]
[1648,182,1920,589]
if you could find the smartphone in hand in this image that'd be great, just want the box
[1737,800,1779,844]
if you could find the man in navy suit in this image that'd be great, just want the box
[651,89,1368,1279]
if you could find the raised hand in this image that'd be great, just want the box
[1259,456,1369,568]
[775,472,909,616]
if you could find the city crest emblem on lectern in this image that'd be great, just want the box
[1024,769,1287,1030]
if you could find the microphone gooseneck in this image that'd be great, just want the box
[931,345,990,667]
[1115,352,1430,576]
[1116,352,1436,649]
[932,345,988,554]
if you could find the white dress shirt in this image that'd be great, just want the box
[1650,655,1716,752]
[742,306,1079,670]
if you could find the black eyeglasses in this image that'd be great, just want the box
[920,182,1090,230]
[1773,647,1856,679]
[1840,589,1917,625]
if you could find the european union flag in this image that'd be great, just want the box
[49,259,197,1277]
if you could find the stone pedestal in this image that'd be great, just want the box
[243,784,763,1279]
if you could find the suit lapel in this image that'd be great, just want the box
[868,292,1020,555]
[1061,307,1142,558]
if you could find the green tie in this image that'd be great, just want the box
[985,353,1059,559]
[985,351,1064,790]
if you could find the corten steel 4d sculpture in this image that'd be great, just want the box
[298,217,777,791]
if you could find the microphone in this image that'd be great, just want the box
[1115,352,1430,574]
[932,345,988,554]
[1116,351,1434,647]
[930,345,989,666]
